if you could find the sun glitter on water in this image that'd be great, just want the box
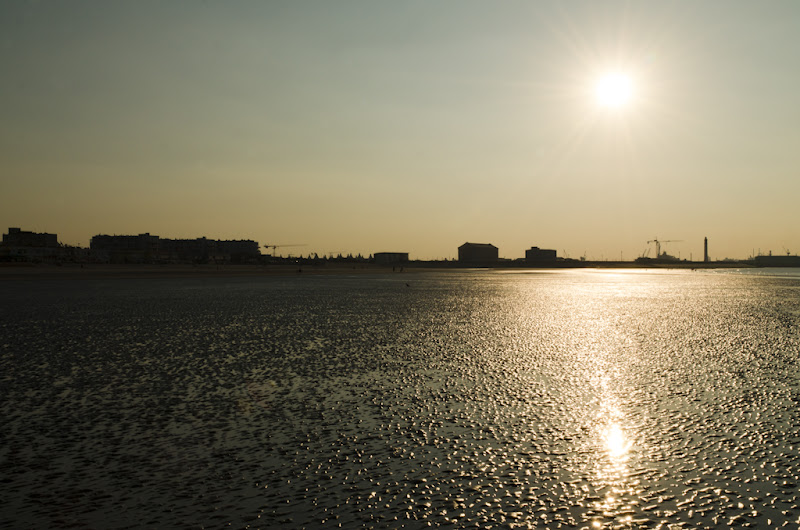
[595,72,634,108]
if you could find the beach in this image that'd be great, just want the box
[2,269,799,528]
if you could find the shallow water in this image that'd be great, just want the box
[2,269,799,529]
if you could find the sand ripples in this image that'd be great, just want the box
[2,271,799,528]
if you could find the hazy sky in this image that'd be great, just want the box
[2,1,798,260]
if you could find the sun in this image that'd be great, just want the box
[595,73,633,108]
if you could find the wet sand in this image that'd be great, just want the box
[0,261,750,281]
[2,270,799,528]
[0,263,400,280]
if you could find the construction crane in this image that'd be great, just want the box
[647,239,683,259]
[263,244,307,257]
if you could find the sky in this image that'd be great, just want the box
[2,1,799,260]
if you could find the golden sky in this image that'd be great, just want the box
[2,1,798,260]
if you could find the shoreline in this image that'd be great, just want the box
[0,263,394,280]
[0,261,757,280]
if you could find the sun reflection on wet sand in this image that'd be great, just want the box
[604,423,633,460]
[587,407,640,528]
[582,345,643,528]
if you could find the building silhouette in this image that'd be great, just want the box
[753,254,800,267]
[458,242,498,262]
[1,227,60,261]
[90,233,159,263]
[373,252,409,265]
[525,246,557,262]
[90,233,260,263]
[3,227,57,248]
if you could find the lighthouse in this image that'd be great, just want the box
[704,237,709,263]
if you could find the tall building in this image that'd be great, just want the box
[1,227,59,261]
[2,227,58,248]
[216,239,260,258]
[90,233,160,263]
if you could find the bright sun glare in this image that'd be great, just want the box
[595,73,633,108]
[605,423,633,458]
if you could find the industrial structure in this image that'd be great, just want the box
[263,244,307,257]
[525,246,557,262]
[458,242,498,263]
[646,238,682,260]
[753,254,800,267]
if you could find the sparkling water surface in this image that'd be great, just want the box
[2,269,800,529]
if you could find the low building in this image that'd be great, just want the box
[374,252,409,265]
[525,246,557,262]
[753,255,800,267]
[458,242,498,262]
